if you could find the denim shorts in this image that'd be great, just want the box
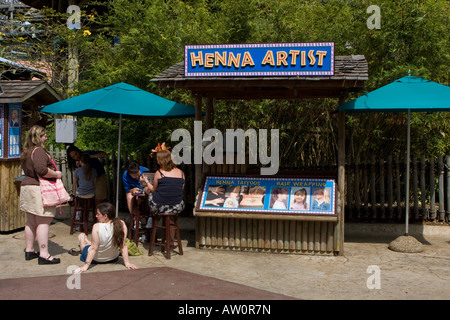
[80,245,119,264]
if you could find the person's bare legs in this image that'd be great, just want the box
[78,232,91,251]
[35,215,54,259]
[24,213,37,253]
[126,192,134,215]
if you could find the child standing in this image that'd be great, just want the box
[73,153,97,199]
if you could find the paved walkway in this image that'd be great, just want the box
[0,213,449,301]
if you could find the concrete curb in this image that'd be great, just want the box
[345,222,450,239]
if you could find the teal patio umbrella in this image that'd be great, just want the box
[338,76,450,237]
[41,82,197,216]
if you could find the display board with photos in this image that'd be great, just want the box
[197,176,336,215]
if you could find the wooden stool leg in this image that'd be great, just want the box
[83,200,89,234]
[90,198,96,226]
[174,217,183,255]
[70,200,77,235]
[135,210,141,246]
[127,215,133,240]
[147,214,182,259]
[148,215,158,256]
[164,216,171,259]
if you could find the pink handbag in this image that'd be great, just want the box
[39,175,71,207]
[32,148,71,212]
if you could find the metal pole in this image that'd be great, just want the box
[115,114,122,217]
[405,109,411,235]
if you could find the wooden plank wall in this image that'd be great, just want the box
[195,216,336,255]
[0,160,24,231]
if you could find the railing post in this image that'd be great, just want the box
[363,163,369,219]
[379,157,385,220]
[420,155,428,220]
[446,155,450,222]
[346,161,353,221]
[387,155,394,220]
[438,155,445,221]
[354,157,361,220]
[370,155,376,220]
[429,157,436,220]
[395,156,402,220]
[412,156,419,220]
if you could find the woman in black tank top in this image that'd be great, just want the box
[141,149,185,215]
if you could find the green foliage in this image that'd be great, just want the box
[8,0,447,164]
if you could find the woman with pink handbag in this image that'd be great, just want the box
[20,125,64,265]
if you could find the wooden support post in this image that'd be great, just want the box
[195,95,203,193]
[346,162,353,220]
[205,97,214,130]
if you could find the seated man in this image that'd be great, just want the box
[122,161,149,215]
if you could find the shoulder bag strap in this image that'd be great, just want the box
[31,147,58,182]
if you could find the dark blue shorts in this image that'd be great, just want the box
[80,245,119,264]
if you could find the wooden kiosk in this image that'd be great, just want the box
[0,80,61,231]
[151,44,368,255]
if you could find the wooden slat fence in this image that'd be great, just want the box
[344,154,450,223]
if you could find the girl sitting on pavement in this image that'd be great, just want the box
[74,202,138,273]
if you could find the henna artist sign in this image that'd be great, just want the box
[185,42,334,77]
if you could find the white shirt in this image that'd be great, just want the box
[94,223,119,262]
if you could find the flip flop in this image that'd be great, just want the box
[68,248,80,256]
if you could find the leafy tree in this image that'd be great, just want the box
[5,0,447,165]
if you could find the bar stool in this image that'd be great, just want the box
[129,194,151,246]
[148,213,183,259]
[70,196,95,235]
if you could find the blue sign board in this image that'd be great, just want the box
[198,176,336,215]
[185,43,334,77]
[8,103,21,158]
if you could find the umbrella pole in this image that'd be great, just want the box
[115,114,122,217]
[405,109,411,235]
[388,109,422,253]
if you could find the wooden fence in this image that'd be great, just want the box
[48,145,450,223]
[344,155,450,223]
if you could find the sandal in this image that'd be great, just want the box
[38,255,61,265]
[68,248,80,256]
[25,250,40,261]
